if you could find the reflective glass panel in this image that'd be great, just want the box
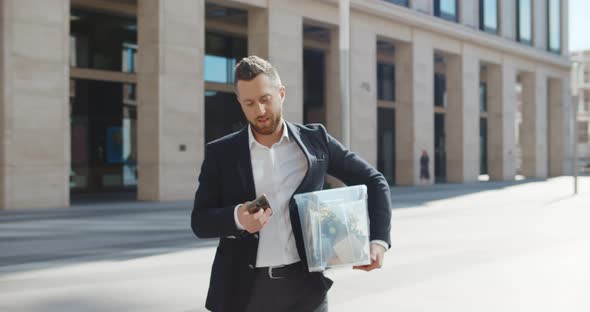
[435,0,458,22]
[377,63,395,101]
[517,0,533,44]
[434,73,447,107]
[70,79,137,192]
[382,0,409,6]
[70,9,137,73]
[480,82,487,112]
[205,32,247,84]
[205,91,247,143]
[304,49,326,124]
[548,0,561,53]
[480,0,498,33]
[378,108,396,185]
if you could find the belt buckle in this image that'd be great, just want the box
[268,265,285,280]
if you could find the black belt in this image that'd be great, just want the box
[255,261,304,280]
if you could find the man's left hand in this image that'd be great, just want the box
[353,243,386,272]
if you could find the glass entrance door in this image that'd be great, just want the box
[378,108,396,185]
[70,79,137,193]
[434,113,447,182]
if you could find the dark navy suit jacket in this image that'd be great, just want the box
[191,121,392,312]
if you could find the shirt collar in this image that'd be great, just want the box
[248,119,289,150]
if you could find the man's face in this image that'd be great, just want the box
[236,74,285,136]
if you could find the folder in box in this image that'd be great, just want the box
[294,185,371,272]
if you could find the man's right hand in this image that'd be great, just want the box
[237,202,273,234]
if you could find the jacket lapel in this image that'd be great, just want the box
[286,121,312,186]
[235,127,256,200]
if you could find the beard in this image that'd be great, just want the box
[249,112,282,136]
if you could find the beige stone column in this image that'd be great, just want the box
[487,62,517,180]
[324,27,345,188]
[446,51,480,183]
[248,3,303,123]
[349,17,377,166]
[460,0,478,29]
[137,0,204,201]
[0,0,70,209]
[521,71,549,178]
[534,0,548,51]
[500,0,516,40]
[411,0,432,14]
[548,77,573,176]
[561,0,569,55]
[325,28,342,141]
[395,34,434,186]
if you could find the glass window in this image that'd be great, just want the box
[480,117,488,174]
[547,0,561,53]
[480,82,487,112]
[377,108,396,185]
[70,9,137,73]
[434,113,447,181]
[205,91,247,143]
[382,0,409,6]
[304,49,326,124]
[434,0,458,22]
[479,0,499,33]
[70,79,137,192]
[516,0,533,44]
[434,73,446,107]
[205,32,247,84]
[578,121,589,143]
[377,63,396,101]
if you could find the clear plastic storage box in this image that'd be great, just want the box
[293,185,371,272]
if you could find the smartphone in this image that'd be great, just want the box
[246,194,271,214]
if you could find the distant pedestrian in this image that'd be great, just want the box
[419,150,430,183]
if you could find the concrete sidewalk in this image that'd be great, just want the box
[0,177,589,311]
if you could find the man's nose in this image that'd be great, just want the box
[255,103,266,115]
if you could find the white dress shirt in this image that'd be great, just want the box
[234,120,388,267]
[235,120,306,267]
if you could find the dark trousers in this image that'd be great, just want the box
[244,262,328,312]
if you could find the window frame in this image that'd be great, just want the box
[479,0,499,34]
[434,0,459,22]
[377,62,396,102]
[516,0,533,45]
[382,0,409,7]
[546,0,561,54]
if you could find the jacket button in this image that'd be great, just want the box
[253,234,259,239]
[248,264,254,269]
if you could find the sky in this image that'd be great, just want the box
[569,0,590,52]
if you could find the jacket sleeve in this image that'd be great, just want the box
[323,127,392,247]
[191,144,243,238]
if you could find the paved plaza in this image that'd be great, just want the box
[1,177,589,311]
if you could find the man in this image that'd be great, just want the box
[191,56,392,312]
[419,150,430,183]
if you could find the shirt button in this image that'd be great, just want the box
[248,264,255,269]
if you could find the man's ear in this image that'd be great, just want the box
[279,86,286,104]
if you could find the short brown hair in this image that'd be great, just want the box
[234,56,282,93]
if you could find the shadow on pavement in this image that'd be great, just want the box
[390,178,549,209]
[0,177,557,275]
[0,198,217,275]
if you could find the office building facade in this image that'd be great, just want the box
[572,50,590,172]
[0,0,572,209]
